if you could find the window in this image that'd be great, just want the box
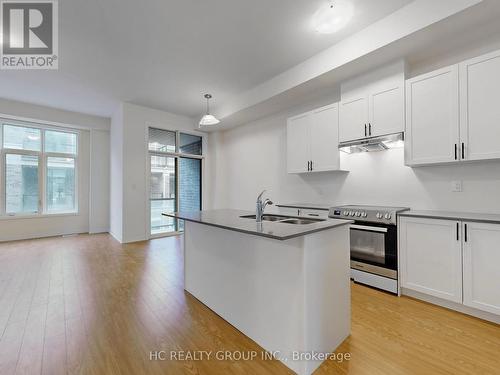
[5,154,39,214]
[3,125,41,151]
[148,128,176,153]
[148,128,203,236]
[45,130,77,154]
[179,133,202,155]
[0,121,78,216]
[46,157,76,212]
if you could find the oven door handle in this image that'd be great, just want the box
[350,224,388,233]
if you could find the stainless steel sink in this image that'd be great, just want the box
[240,214,325,225]
[240,214,289,221]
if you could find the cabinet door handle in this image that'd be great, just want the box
[462,143,465,160]
[307,161,310,171]
[456,222,459,241]
[369,123,372,136]
[310,160,313,171]
[364,124,367,137]
[464,223,468,242]
[455,144,458,160]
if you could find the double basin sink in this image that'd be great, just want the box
[240,214,325,225]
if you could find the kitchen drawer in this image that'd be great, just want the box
[299,209,329,219]
[278,207,329,219]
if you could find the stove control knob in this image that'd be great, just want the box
[355,212,361,217]
[350,211,356,217]
[385,213,392,220]
[376,212,383,219]
[361,212,367,218]
[342,211,348,216]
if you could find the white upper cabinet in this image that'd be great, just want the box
[310,103,340,172]
[286,113,310,174]
[462,221,500,315]
[399,217,463,303]
[406,49,500,166]
[460,50,500,161]
[340,60,405,143]
[286,103,341,174]
[339,95,367,142]
[405,65,460,166]
[369,84,405,137]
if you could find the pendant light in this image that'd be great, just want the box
[199,94,220,126]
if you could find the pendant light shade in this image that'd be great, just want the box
[199,94,220,126]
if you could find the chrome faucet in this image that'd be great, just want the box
[256,190,273,223]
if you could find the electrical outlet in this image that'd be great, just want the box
[451,181,462,192]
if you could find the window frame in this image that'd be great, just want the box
[0,119,79,218]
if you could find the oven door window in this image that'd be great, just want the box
[350,228,386,265]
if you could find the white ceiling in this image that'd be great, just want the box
[0,0,413,118]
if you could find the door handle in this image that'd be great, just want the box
[350,224,388,233]
[456,222,459,241]
[455,144,458,160]
[307,161,310,171]
[369,123,372,136]
[462,143,465,160]
[310,160,313,171]
[364,124,367,137]
[464,223,468,242]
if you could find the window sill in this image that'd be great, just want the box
[0,212,79,221]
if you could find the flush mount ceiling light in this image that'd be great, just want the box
[312,0,354,34]
[199,94,220,127]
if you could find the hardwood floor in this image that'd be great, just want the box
[0,234,498,375]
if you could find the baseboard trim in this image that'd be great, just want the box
[401,288,500,324]
[89,227,110,234]
[108,231,123,243]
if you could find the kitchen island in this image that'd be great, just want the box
[163,209,352,375]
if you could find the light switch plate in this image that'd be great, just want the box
[451,181,462,192]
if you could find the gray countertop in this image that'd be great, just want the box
[276,202,334,211]
[399,210,500,224]
[163,209,352,240]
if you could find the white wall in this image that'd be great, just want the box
[110,104,124,241]
[212,106,500,215]
[0,99,110,242]
[90,129,110,233]
[110,102,205,243]
[211,47,500,215]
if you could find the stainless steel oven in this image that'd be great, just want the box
[350,223,397,279]
[329,205,409,294]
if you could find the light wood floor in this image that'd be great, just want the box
[0,234,499,375]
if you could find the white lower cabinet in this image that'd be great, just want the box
[400,216,500,316]
[399,217,462,303]
[462,221,500,315]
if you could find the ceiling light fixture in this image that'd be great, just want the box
[199,94,220,126]
[312,0,354,34]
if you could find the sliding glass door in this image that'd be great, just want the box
[148,128,203,236]
[150,155,177,234]
[178,157,202,231]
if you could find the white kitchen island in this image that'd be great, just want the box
[164,209,352,375]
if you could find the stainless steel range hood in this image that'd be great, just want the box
[339,132,404,154]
